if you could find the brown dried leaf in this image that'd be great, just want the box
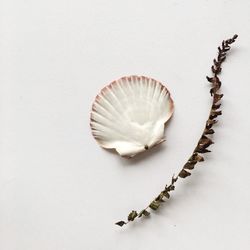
[204,128,215,135]
[115,221,126,227]
[156,192,165,202]
[127,210,138,221]
[163,190,170,199]
[213,93,224,103]
[212,110,222,116]
[206,119,217,129]
[210,87,219,96]
[149,200,160,210]
[199,137,214,148]
[183,162,196,170]
[171,175,178,184]
[196,154,204,162]
[206,76,214,83]
[179,169,191,178]
[212,103,221,109]
[165,184,175,192]
[138,209,150,218]
[195,147,211,154]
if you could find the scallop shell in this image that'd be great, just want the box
[90,75,174,158]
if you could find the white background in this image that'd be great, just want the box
[1,1,250,249]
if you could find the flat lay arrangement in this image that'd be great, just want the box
[3,1,250,249]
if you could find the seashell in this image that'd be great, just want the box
[90,75,174,158]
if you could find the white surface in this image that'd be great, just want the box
[0,1,250,249]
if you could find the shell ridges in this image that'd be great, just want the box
[90,75,174,157]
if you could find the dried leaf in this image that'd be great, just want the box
[171,175,178,184]
[196,154,204,162]
[233,34,238,39]
[199,137,214,148]
[149,200,160,210]
[211,65,221,74]
[127,210,138,221]
[206,119,217,129]
[189,153,198,162]
[210,87,219,96]
[213,59,219,66]
[204,128,215,135]
[199,136,213,145]
[183,162,195,170]
[211,65,216,73]
[156,192,165,202]
[163,190,170,199]
[165,184,175,192]
[138,209,150,217]
[208,119,218,125]
[212,103,221,109]
[213,93,224,103]
[200,143,212,149]
[206,76,214,83]
[196,139,213,152]
[115,221,126,227]
[195,147,211,154]
[179,169,191,178]
[214,111,222,116]
[190,152,204,162]
[210,110,222,120]
[219,55,226,62]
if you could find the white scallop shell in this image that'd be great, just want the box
[90,76,174,158]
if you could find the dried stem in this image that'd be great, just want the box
[115,34,238,227]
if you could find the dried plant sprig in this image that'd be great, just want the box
[115,34,238,227]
